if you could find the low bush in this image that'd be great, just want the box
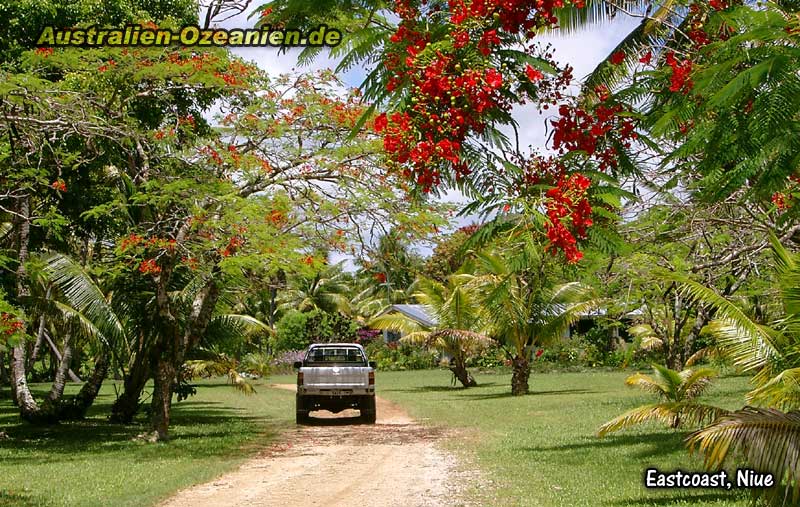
[364,340,437,371]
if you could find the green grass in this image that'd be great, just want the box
[0,369,755,507]
[0,379,295,507]
[367,368,753,507]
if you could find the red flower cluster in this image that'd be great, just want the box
[200,145,223,165]
[35,47,54,57]
[98,59,116,73]
[551,100,637,171]
[120,233,143,252]
[120,234,175,253]
[375,61,507,189]
[665,52,693,93]
[138,258,161,275]
[772,192,789,211]
[709,0,728,10]
[610,51,626,65]
[525,64,544,81]
[378,0,585,192]
[545,173,593,263]
[374,272,387,283]
[220,235,245,257]
[449,0,584,32]
[268,209,287,226]
[1,312,24,337]
[51,179,67,192]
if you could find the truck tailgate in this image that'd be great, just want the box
[301,366,368,388]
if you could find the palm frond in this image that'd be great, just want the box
[625,372,669,396]
[369,313,428,334]
[688,407,800,503]
[43,253,126,345]
[597,401,726,437]
[747,368,800,411]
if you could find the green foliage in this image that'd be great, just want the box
[364,340,437,371]
[0,0,198,64]
[273,309,358,352]
[423,226,477,281]
[639,3,800,204]
[274,310,312,352]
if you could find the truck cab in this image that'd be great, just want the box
[293,343,377,424]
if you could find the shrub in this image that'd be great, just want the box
[273,310,310,351]
[270,350,305,374]
[364,340,437,371]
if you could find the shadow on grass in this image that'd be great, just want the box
[458,388,595,401]
[381,382,500,394]
[606,491,745,506]
[0,397,281,463]
[0,490,54,507]
[523,431,687,460]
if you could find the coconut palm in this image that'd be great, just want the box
[597,364,727,436]
[471,245,602,395]
[369,275,493,387]
[676,236,800,501]
[278,262,353,315]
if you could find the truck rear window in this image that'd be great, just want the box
[306,347,366,365]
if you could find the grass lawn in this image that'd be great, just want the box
[1,368,753,506]
[366,368,753,507]
[0,379,295,507]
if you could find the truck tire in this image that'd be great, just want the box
[296,395,310,424]
[360,396,376,424]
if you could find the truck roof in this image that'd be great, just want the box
[307,343,365,350]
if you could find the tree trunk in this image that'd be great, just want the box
[110,350,150,423]
[60,350,110,420]
[11,345,40,420]
[28,285,52,371]
[511,355,530,396]
[150,355,176,441]
[42,330,81,382]
[45,332,72,403]
[449,359,477,388]
[0,351,9,386]
[11,195,40,420]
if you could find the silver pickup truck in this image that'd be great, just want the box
[293,343,377,424]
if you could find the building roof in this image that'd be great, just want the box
[385,304,438,328]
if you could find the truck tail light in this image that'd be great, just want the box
[368,371,374,386]
[297,372,303,386]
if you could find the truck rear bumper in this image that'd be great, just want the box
[298,386,374,396]
[296,392,375,414]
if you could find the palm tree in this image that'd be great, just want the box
[597,364,727,436]
[369,275,493,387]
[676,236,800,500]
[471,244,602,395]
[278,262,353,315]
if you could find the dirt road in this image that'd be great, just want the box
[161,384,469,507]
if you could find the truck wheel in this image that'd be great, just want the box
[296,395,310,424]
[360,396,376,424]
